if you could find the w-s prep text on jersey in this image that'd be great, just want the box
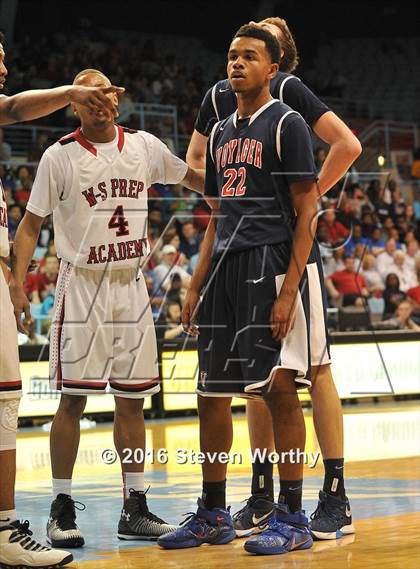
[26,125,188,269]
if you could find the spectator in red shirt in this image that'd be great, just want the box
[326,255,369,307]
[319,210,349,247]
[34,254,59,303]
[23,271,39,302]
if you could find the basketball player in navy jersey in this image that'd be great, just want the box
[159,24,320,555]
[185,17,359,540]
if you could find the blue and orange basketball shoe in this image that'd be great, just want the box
[244,503,313,555]
[157,498,236,549]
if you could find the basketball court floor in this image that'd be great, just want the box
[14,400,420,568]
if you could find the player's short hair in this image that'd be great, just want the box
[0,31,5,48]
[234,24,280,64]
[73,68,109,85]
[259,17,299,73]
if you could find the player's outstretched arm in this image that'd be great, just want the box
[270,180,318,341]
[0,84,124,125]
[9,211,44,333]
[313,112,362,196]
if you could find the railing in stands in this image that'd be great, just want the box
[2,103,180,157]
[322,97,420,123]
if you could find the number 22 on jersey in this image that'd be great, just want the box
[221,167,247,197]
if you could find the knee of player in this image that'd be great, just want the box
[58,394,87,416]
[0,397,20,451]
[263,390,301,414]
[114,396,144,417]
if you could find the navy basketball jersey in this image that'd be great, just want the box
[205,99,317,255]
[195,72,330,137]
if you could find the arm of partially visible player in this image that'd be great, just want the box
[9,211,45,333]
[0,84,125,125]
[282,78,362,197]
[186,82,220,171]
[9,149,60,332]
[313,111,362,196]
[186,129,208,171]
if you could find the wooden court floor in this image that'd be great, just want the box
[14,401,420,569]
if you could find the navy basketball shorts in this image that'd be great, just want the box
[197,242,330,398]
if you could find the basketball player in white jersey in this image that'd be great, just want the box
[10,67,204,547]
[0,32,125,568]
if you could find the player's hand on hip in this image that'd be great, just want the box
[182,288,201,336]
[69,85,125,120]
[270,291,298,342]
[9,282,32,334]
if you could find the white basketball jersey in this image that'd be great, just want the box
[27,125,188,269]
[0,178,9,257]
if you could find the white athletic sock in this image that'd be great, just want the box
[52,478,72,499]
[0,509,17,527]
[123,472,144,500]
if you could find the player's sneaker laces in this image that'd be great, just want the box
[244,503,313,555]
[118,488,178,540]
[157,498,236,549]
[309,490,355,540]
[232,494,275,537]
[0,519,73,568]
[46,493,85,548]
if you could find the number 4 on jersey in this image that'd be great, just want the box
[108,205,129,236]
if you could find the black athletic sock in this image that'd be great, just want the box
[323,458,345,499]
[202,480,226,510]
[279,480,303,513]
[251,456,274,500]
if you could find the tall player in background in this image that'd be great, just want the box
[184,17,361,540]
[0,31,124,568]
[10,68,204,548]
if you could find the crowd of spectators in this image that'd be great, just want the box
[2,26,218,137]
[1,23,420,339]
[316,148,420,330]
[3,144,420,342]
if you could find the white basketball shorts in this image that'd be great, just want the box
[49,261,160,398]
[0,267,22,399]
